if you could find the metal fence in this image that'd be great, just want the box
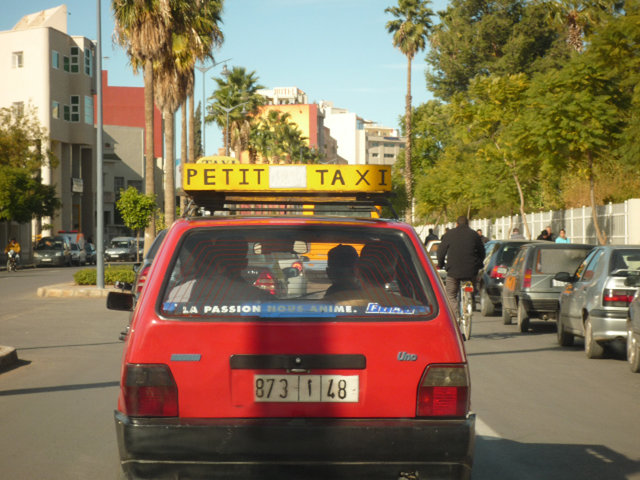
[416,198,640,246]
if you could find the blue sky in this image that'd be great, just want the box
[3,0,450,156]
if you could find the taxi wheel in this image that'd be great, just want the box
[480,289,495,316]
[556,316,574,347]
[502,305,512,325]
[627,323,640,373]
[517,301,529,333]
[585,316,604,359]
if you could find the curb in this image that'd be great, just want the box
[36,283,118,298]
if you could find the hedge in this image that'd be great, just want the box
[74,265,137,286]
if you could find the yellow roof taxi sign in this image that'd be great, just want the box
[196,155,238,164]
[183,164,392,193]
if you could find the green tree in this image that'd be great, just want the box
[386,0,434,223]
[0,105,60,225]
[112,0,172,249]
[193,102,204,160]
[426,0,565,100]
[519,56,625,244]
[207,66,264,160]
[116,186,156,261]
[450,74,538,237]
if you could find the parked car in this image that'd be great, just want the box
[33,236,72,267]
[69,242,87,266]
[555,245,640,358]
[107,164,475,479]
[502,243,593,332]
[626,271,640,373]
[104,236,137,262]
[476,239,539,316]
[85,243,97,265]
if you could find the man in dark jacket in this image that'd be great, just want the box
[437,216,485,313]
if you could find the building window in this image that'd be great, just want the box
[52,101,60,119]
[84,48,93,76]
[12,102,24,116]
[63,56,70,72]
[70,46,79,73]
[12,51,24,68]
[84,95,93,124]
[128,180,142,192]
[70,95,80,122]
[52,51,59,69]
[63,105,70,121]
[383,153,395,158]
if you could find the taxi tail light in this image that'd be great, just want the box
[417,365,469,417]
[123,364,178,417]
[490,265,507,279]
[603,289,634,307]
[523,268,532,289]
[134,264,151,295]
[254,271,277,295]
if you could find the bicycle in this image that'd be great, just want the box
[458,281,474,340]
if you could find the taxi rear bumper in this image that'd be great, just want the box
[115,411,475,479]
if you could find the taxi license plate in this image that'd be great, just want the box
[254,374,358,403]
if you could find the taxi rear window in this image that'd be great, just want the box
[160,226,436,321]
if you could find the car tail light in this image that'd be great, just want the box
[134,264,151,295]
[490,265,507,279]
[254,271,277,295]
[523,268,532,289]
[603,289,634,307]
[291,261,303,274]
[123,364,178,417]
[417,365,470,417]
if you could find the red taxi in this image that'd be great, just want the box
[108,164,475,479]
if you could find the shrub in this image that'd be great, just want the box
[74,265,136,286]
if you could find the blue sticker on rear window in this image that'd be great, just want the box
[162,301,431,317]
[365,303,432,315]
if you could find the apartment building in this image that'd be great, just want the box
[319,101,405,166]
[1,5,97,242]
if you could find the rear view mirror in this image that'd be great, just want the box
[554,272,573,283]
[107,291,134,311]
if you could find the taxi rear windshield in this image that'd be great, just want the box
[160,226,436,321]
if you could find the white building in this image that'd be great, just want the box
[0,5,96,242]
[319,101,405,165]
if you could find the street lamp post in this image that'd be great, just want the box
[195,58,230,156]
[216,101,250,157]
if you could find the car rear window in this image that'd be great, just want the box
[159,225,436,321]
[609,250,640,275]
[534,247,591,274]
[496,244,522,266]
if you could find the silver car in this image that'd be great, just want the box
[104,236,138,262]
[556,245,640,359]
[625,272,640,373]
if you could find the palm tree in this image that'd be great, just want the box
[536,0,623,52]
[385,0,434,223]
[206,66,264,160]
[153,0,224,225]
[112,0,172,247]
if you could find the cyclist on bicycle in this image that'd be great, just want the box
[436,216,485,313]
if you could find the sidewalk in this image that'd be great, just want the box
[1,282,120,371]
